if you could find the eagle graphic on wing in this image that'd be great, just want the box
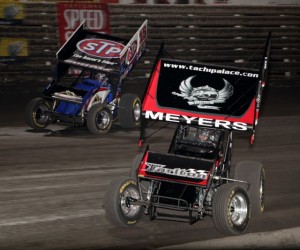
[172,76,234,110]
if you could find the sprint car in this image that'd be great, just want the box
[25,20,147,134]
[104,35,271,235]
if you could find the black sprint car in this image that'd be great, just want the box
[104,33,271,235]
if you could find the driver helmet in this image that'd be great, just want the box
[198,129,210,142]
[95,72,108,83]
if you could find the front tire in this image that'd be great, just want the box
[212,183,250,235]
[25,98,50,129]
[119,93,141,128]
[104,176,143,227]
[86,104,112,134]
[234,161,265,215]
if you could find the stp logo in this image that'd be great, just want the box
[77,39,125,58]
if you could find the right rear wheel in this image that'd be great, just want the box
[119,93,141,128]
[234,161,265,215]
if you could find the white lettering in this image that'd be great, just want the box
[146,162,209,180]
[166,63,258,79]
[232,122,248,131]
[182,115,197,124]
[215,120,231,129]
[83,42,97,51]
[95,41,116,54]
[105,46,122,55]
[64,9,79,30]
[64,9,106,30]
[145,111,164,120]
[198,118,213,127]
[166,113,180,123]
[143,111,250,131]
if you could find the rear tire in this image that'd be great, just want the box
[86,104,112,134]
[234,161,265,215]
[119,93,141,128]
[104,176,143,227]
[212,183,250,235]
[129,153,144,178]
[25,98,50,129]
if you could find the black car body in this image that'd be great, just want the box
[104,34,271,235]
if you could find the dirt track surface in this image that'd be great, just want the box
[0,87,299,250]
[159,227,300,249]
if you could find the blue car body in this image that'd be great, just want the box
[25,20,147,133]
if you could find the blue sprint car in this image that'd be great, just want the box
[25,20,147,134]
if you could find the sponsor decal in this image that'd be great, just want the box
[57,3,110,45]
[144,111,248,131]
[163,62,259,79]
[62,20,146,73]
[77,39,125,58]
[145,162,209,180]
[125,39,138,64]
[121,19,147,65]
[63,58,114,71]
[150,59,259,120]
[119,180,136,193]
[172,76,233,110]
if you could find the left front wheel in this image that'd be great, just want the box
[25,98,50,129]
[104,176,143,227]
[86,104,112,134]
[212,183,250,235]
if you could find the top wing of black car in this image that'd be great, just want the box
[141,34,271,143]
[56,19,147,78]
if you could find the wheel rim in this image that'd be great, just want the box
[95,108,111,130]
[34,104,49,124]
[133,101,141,122]
[120,186,141,218]
[229,193,248,226]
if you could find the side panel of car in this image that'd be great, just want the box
[86,88,112,111]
